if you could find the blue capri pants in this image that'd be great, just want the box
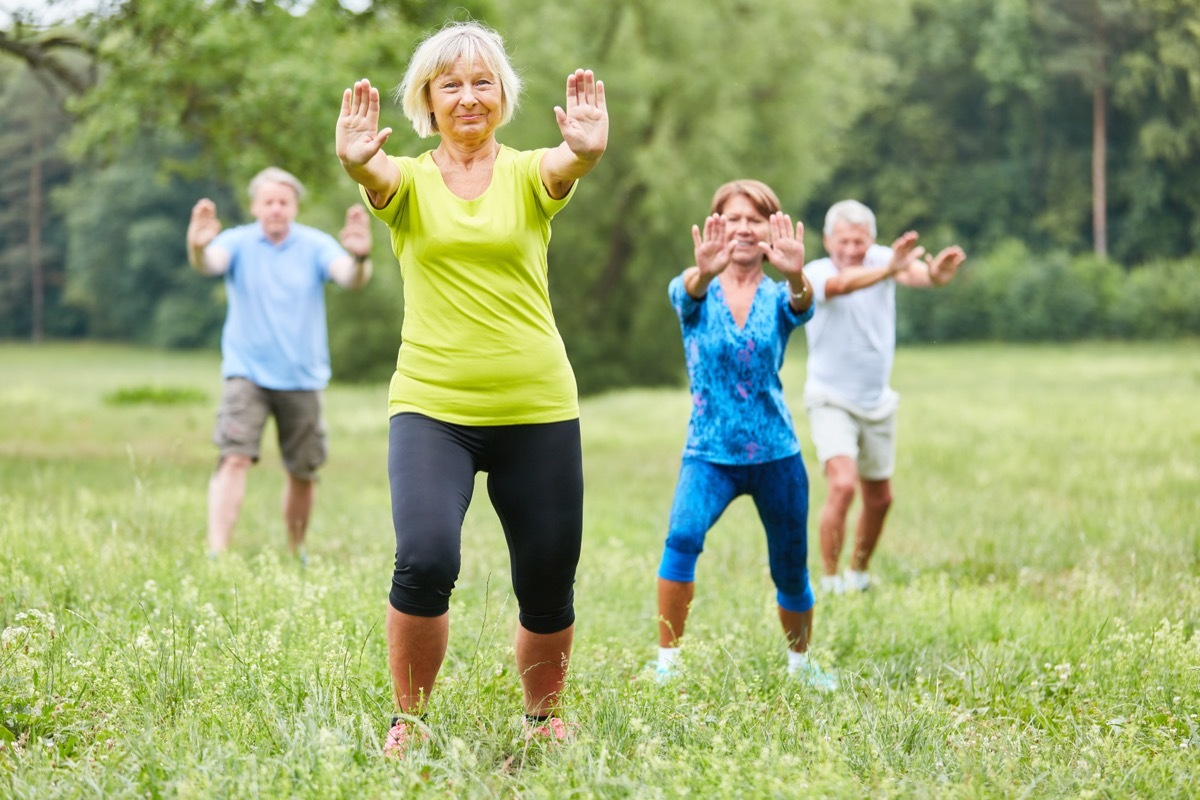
[658,455,815,613]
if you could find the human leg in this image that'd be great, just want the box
[806,402,863,580]
[819,456,859,576]
[749,455,815,652]
[273,389,327,555]
[515,624,575,717]
[656,459,739,649]
[386,413,479,714]
[208,378,270,553]
[851,477,893,572]
[486,420,583,716]
[657,578,695,648]
[847,407,897,581]
[208,455,251,554]
[282,475,315,555]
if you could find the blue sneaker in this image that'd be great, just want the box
[790,659,839,692]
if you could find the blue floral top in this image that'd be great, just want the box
[669,273,813,465]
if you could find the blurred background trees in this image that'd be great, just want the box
[2,0,1198,390]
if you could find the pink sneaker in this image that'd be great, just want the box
[523,716,577,743]
[383,719,428,758]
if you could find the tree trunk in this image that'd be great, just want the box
[30,115,44,342]
[1092,83,1107,258]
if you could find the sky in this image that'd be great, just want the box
[0,0,373,26]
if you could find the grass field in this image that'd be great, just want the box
[2,341,1198,798]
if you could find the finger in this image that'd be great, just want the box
[582,69,596,105]
[692,224,703,249]
[594,78,606,111]
[795,220,805,240]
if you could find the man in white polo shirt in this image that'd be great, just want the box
[802,199,966,593]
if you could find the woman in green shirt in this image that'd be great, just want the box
[335,20,607,755]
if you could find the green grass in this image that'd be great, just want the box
[2,340,1198,798]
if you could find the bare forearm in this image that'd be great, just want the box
[341,152,400,209]
[683,266,714,300]
[541,143,603,199]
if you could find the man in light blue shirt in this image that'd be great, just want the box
[187,167,373,558]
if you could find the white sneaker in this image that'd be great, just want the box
[844,569,871,592]
[819,574,845,595]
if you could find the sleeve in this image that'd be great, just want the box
[668,274,703,324]
[525,148,576,219]
[803,259,838,302]
[776,280,814,331]
[359,155,413,227]
[314,230,349,283]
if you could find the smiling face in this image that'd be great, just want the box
[823,220,875,269]
[429,57,502,143]
[250,181,299,244]
[719,194,771,268]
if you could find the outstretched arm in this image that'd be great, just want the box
[336,79,402,208]
[894,245,967,287]
[540,69,608,200]
[186,199,231,276]
[824,231,923,297]
[328,205,373,290]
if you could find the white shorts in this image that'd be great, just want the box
[805,398,897,481]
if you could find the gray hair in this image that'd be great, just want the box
[396,21,522,138]
[823,199,876,238]
[248,167,305,201]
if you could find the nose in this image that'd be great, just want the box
[461,85,476,105]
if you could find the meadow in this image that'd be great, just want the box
[1,341,1198,798]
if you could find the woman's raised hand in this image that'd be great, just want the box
[336,79,393,169]
[693,214,734,278]
[555,69,608,162]
[760,212,806,276]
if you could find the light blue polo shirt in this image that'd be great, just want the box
[212,222,346,390]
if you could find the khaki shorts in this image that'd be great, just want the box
[212,377,327,480]
[805,398,896,481]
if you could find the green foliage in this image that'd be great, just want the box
[0,60,86,339]
[897,243,1200,343]
[61,150,235,345]
[102,385,207,405]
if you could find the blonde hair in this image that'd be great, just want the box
[710,179,781,217]
[823,199,876,238]
[396,21,522,138]
[248,167,304,201]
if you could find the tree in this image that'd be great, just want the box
[492,0,910,390]
[0,18,94,340]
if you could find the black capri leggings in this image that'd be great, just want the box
[387,412,583,635]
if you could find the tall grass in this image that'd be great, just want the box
[1,341,1198,798]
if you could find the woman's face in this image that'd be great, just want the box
[429,56,502,142]
[720,194,771,267]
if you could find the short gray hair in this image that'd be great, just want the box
[396,21,522,139]
[248,167,305,201]
[823,199,876,238]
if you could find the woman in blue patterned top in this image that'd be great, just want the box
[654,179,835,689]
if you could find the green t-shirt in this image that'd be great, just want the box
[364,146,579,425]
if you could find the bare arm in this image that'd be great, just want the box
[336,79,402,209]
[186,199,231,276]
[823,231,922,298]
[540,69,608,200]
[327,204,374,289]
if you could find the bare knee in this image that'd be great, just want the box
[824,458,858,507]
[861,480,893,513]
